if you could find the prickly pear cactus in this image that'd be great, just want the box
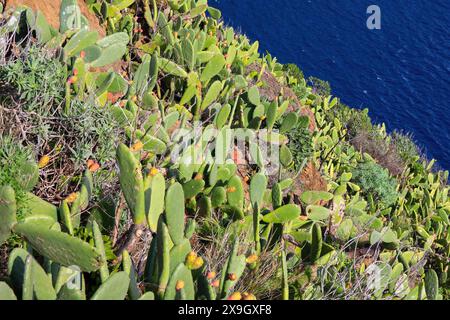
[145,171,166,232]
[163,263,195,300]
[91,272,130,300]
[117,143,146,225]
[0,186,17,245]
[165,182,186,245]
[60,0,84,33]
[13,222,104,272]
[0,282,17,300]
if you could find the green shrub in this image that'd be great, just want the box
[67,100,121,169]
[352,161,399,207]
[327,102,373,138]
[0,135,34,219]
[284,117,313,171]
[392,130,420,164]
[0,45,66,114]
[308,76,331,97]
[283,63,304,82]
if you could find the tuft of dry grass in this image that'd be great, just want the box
[351,131,405,176]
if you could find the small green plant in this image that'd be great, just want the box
[283,118,313,171]
[283,63,304,82]
[352,161,398,207]
[0,45,66,114]
[308,76,331,97]
[0,135,36,220]
[392,130,420,163]
[327,102,373,138]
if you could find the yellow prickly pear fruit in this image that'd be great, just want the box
[246,254,258,264]
[149,167,159,176]
[227,292,242,300]
[130,140,144,152]
[176,280,185,291]
[227,186,237,193]
[192,256,204,270]
[242,292,256,300]
[38,155,50,168]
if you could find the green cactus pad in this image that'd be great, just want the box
[250,173,268,208]
[198,195,212,218]
[57,284,86,300]
[7,248,56,300]
[306,205,331,221]
[227,176,244,210]
[13,222,104,272]
[0,282,17,300]
[262,204,301,224]
[280,145,293,168]
[157,218,171,298]
[64,29,98,59]
[117,143,146,225]
[310,223,323,263]
[425,269,439,300]
[22,255,33,300]
[91,271,130,300]
[183,179,205,199]
[247,86,260,106]
[92,221,109,283]
[0,186,17,245]
[181,39,195,71]
[18,160,39,192]
[122,250,141,300]
[197,272,216,300]
[201,80,223,111]
[169,238,192,273]
[91,43,128,68]
[300,191,334,205]
[139,292,155,300]
[132,54,152,97]
[200,54,225,84]
[60,0,82,33]
[215,104,232,129]
[271,183,283,209]
[280,112,299,133]
[220,239,246,297]
[266,102,278,130]
[211,186,227,208]
[184,218,196,239]
[97,32,129,48]
[145,172,166,233]
[163,263,195,300]
[165,182,186,245]
[159,57,188,78]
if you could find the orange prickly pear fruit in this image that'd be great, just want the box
[66,193,78,203]
[130,140,144,152]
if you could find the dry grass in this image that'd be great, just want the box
[351,131,405,176]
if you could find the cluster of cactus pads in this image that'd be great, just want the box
[0,0,449,300]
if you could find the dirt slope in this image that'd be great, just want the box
[5,0,105,36]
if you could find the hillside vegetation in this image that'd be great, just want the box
[0,0,448,300]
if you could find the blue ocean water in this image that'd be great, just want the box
[212,0,450,170]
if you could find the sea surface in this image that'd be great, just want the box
[212,0,450,170]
